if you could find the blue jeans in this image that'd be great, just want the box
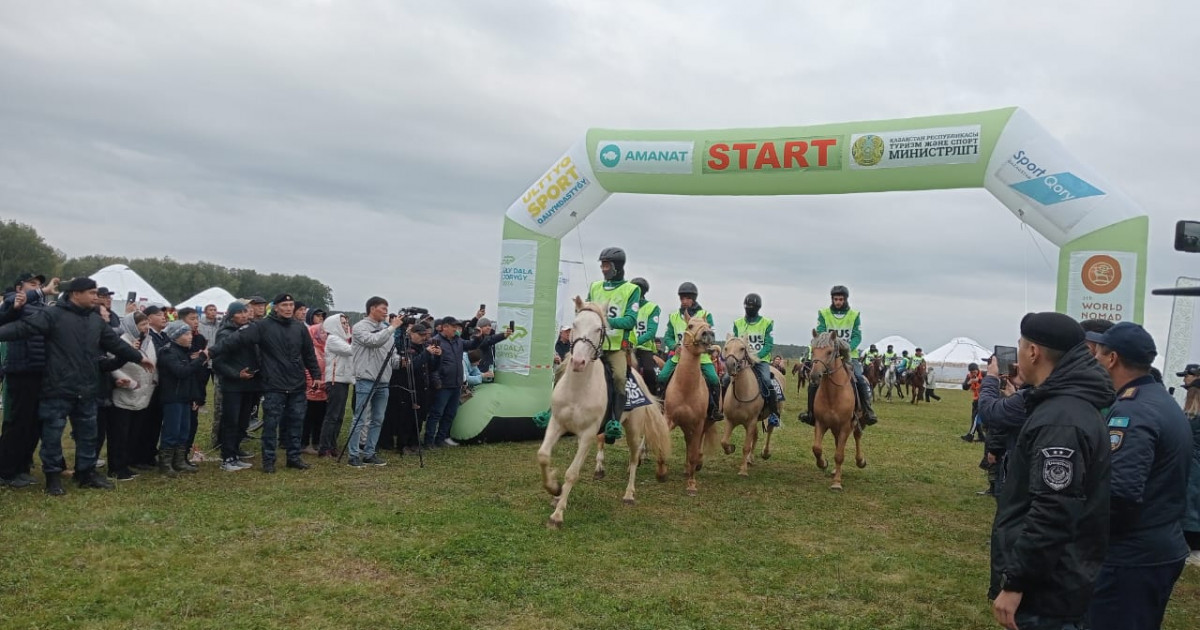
[160,402,191,449]
[38,397,99,475]
[261,391,307,464]
[347,379,389,458]
[1086,560,1186,630]
[425,387,461,446]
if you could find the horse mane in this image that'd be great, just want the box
[810,332,849,354]
[576,301,608,335]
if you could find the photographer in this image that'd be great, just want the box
[471,317,510,380]
[345,296,404,467]
[424,316,507,448]
[977,357,1028,498]
[392,319,434,454]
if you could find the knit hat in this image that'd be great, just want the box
[227,301,248,316]
[165,321,191,341]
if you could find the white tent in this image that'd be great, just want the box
[176,287,239,313]
[871,335,917,356]
[89,264,171,308]
[926,337,992,387]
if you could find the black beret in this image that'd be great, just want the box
[1020,312,1085,352]
[65,277,98,293]
[273,293,295,305]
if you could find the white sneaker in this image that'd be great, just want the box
[441,438,460,447]
[1187,551,1200,567]
[95,458,106,469]
[221,458,249,472]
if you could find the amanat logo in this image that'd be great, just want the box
[1081,254,1122,294]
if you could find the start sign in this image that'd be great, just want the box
[704,137,841,173]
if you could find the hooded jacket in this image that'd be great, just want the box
[989,343,1115,619]
[210,312,318,393]
[322,314,353,384]
[211,318,262,393]
[0,288,48,375]
[305,322,327,402]
[110,313,158,411]
[0,298,142,399]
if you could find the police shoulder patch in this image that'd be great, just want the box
[1108,416,1130,428]
[1040,446,1075,491]
[1110,430,1125,452]
[1119,387,1139,400]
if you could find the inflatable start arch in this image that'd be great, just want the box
[451,107,1149,443]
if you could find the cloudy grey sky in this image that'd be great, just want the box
[0,1,1193,357]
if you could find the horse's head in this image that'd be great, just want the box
[808,329,844,378]
[682,316,714,355]
[722,334,756,376]
[569,300,606,372]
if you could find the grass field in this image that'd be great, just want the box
[1,386,1197,630]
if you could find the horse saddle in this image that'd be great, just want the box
[752,362,784,402]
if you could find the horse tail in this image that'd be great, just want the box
[629,369,670,461]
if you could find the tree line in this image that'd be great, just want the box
[0,219,334,310]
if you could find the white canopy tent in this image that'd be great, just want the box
[176,287,239,314]
[925,337,992,387]
[89,264,171,308]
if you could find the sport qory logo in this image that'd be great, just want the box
[1009,172,1104,206]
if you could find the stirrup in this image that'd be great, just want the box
[603,419,624,444]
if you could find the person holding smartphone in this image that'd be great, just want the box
[470,316,513,379]
[210,302,259,471]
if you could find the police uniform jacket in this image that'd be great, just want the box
[1104,375,1191,566]
[989,343,1114,618]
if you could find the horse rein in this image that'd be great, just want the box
[810,352,853,389]
[570,309,606,362]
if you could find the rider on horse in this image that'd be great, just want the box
[864,344,881,364]
[907,348,926,380]
[895,350,911,380]
[628,277,661,397]
[800,285,878,426]
[732,292,781,427]
[587,247,642,444]
[658,282,724,421]
[884,344,896,367]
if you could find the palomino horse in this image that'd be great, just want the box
[720,335,786,476]
[538,298,672,528]
[807,330,866,491]
[906,360,928,405]
[663,315,720,496]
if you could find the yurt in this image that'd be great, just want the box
[177,287,239,313]
[925,337,992,387]
[89,264,171,308]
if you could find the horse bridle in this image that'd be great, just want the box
[810,348,853,389]
[570,309,606,362]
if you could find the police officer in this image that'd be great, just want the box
[629,277,660,396]
[587,247,641,444]
[733,293,780,425]
[800,285,877,426]
[658,282,723,421]
[990,312,1113,630]
[1083,322,1191,630]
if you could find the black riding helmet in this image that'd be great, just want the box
[677,282,698,298]
[599,247,626,281]
[743,292,761,318]
[830,285,849,298]
[631,277,649,297]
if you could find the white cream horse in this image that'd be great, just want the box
[537,298,671,529]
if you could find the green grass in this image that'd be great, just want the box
[1,388,1197,629]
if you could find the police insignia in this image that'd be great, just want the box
[1040,447,1075,491]
[1108,416,1130,428]
[1119,387,1138,400]
[1110,430,1124,451]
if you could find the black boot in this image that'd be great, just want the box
[856,376,878,426]
[799,383,818,426]
[172,447,198,473]
[707,384,724,421]
[157,448,178,477]
[76,469,114,490]
[45,472,65,496]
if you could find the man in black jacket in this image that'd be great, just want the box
[423,316,508,448]
[211,301,260,471]
[210,293,320,473]
[0,277,150,495]
[471,318,510,377]
[0,272,57,488]
[990,312,1114,630]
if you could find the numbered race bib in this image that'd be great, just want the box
[625,375,651,410]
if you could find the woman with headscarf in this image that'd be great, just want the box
[318,313,353,457]
[108,311,157,481]
[300,313,329,455]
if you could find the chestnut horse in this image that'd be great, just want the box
[719,335,785,476]
[807,330,866,491]
[906,360,928,405]
[791,360,811,393]
[865,356,885,397]
[663,315,720,496]
[537,298,671,528]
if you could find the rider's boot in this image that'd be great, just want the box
[707,383,724,421]
[856,374,878,426]
[799,382,818,426]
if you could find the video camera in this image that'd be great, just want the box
[1152,221,1200,297]
[395,306,430,326]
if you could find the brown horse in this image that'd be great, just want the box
[719,335,785,476]
[663,315,720,496]
[906,360,928,405]
[807,330,866,491]
[791,360,812,393]
[865,356,884,396]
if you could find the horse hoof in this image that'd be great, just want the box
[695,462,703,472]
[857,459,867,469]
[722,443,735,455]
[656,473,668,483]
[738,471,749,477]
[593,470,605,481]
[547,518,563,530]
[830,483,843,491]
[761,451,771,460]
[622,497,636,506]
[686,488,698,497]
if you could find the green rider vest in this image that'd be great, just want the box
[733,316,773,360]
[633,301,659,351]
[669,309,712,364]
[819,307,860,358]
[588,280,639,351]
